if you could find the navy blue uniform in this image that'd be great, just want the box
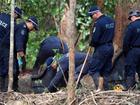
[0,12,10,91]
[0,13,18,76]
[32,57,57,93]
[0,13,11,77]
[47,52,91,92]
[0,13,18,91]
[88,15,115,90]
[33,36,68,74]
[123,19,140,89]
[15,22,30,53]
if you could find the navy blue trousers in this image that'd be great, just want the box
[124,48,140,89]
[88,44,114,90]
[0,47,19,91]
[47,52,91,92]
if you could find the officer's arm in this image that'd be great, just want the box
[15,28,26,56]
[123,26,133,54]
[89,22,102,47]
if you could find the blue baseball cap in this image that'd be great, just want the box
[128,10,140,20]
[88,6,100,17]
[28,16,39,30]
[14,7,22,18]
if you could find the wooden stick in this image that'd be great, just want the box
[76,47,91,88]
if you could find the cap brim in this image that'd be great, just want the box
[128,16,132,20]
[33,24,39,31]
[28,19,39,31]
[87,13,92,17]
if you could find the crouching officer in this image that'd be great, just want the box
[15,16,39,91]
[32,36,68,77]
[123,10,140,90]
[0,7,22,92]
[87,6,115,91]
[47,52,91,92]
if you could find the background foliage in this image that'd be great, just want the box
[0,0,117,68]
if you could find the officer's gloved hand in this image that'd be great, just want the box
[51,61,58,70]
[17,51,25,58]
[17,51,26,72]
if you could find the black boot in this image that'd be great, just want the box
[126,77,136,90]
[13,74,19,91]
[91,73,100,89]
[0,76,4,92]
[0,76,8,92]
[103,76,110,90]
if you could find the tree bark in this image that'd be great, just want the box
[60,0,77,104]
[67,0,77,104]
[112,0,140,63]
[112,0,123,63]
[97,0,104,10]
[8,0,15,92]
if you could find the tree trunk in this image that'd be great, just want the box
[8,0,15,92]
[60,0,77,104]
[97,0,104,10]
[67,0,77,104]
[112,0,140,63]
[112,0,123,63]
[112,0,133,63]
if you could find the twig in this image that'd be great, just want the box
[14,92,31,105]
[79,97,92,105]
[76,47,91,88]
[93,90,118,95]
[58,63,68,85]
[116,95,138,105]
[91,92,98,105]
[69,98,77,105]
[0,102,6,105]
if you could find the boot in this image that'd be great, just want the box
[126,76,136,90]
[0,76,8,92]
[0,76,4,92]
[91,72,100,89]
[103,76,110,90]
[4,76,8,92]
[13,74,19,91]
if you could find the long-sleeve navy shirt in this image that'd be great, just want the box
[123,19,140,54]
[15,22,29,53]
[90,15,115,47]
[0,13,11,47]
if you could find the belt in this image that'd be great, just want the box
[131,45,140,48]
[97,41,112,47]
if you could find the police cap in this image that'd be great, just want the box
[128,10,140,20]
[88,6,101,17]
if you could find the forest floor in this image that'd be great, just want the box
[0,74,140,105]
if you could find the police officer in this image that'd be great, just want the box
[123,10,140,90]
[47,52,91,92]
[87,6,115,91]
[16,16,39,56]
[32,57,57,93]
[0,7,22,92]
[14,16,38,91]
[32,36,68,76]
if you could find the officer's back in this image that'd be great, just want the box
[127,19,140,47]
[0,13,10,43]
[97,15,115,44]
[41,36,68,54]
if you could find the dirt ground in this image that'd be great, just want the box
[0,74,140,105]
